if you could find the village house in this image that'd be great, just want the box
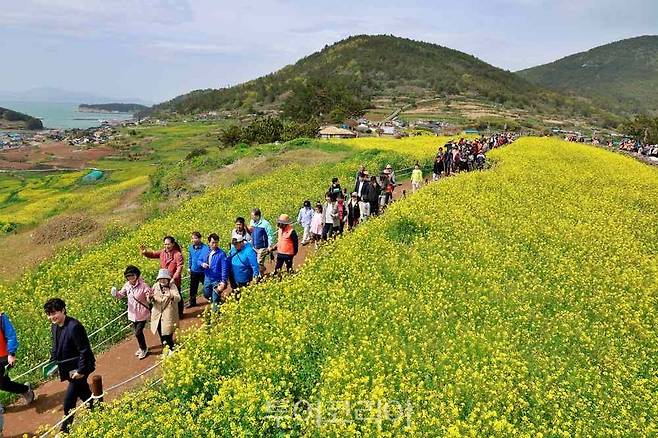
[318,126,357,139]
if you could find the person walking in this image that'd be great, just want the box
[354,170,369,199]
[228,236,260,299]
[347,192,361,230]
[366,175,381,216]
[411,163,423,193]
[111,265,151,359]
[44,298,96,433]
[270,214,299,273]
[186,231,207,308]
[310,203,324,249]
[141,236,184,319]
[322,194,339,240]
[433,151,445,180]
[148,269,181,352]
[297,200,314,246]
[231,217,252,247]
[198,233,229,311]
[328,177,342,198]
[336,193,348,235]
[249,208,275,275]
[0,311,35,412]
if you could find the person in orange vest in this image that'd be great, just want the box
[269,214,298,273]
[1,312,35,409]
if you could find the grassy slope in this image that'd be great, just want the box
[69,137,658,437]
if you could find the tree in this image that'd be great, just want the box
[282,76,369,123]
[218,124,243,147]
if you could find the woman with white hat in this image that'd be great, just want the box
[148,269,181,352]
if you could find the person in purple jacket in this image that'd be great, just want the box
[198,233,229,311]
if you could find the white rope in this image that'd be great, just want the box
[87,310,129,338]
[38,392,104,438]
[104,360,163,392]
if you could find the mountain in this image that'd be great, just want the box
[0,107,43,130]
[518,35,658,115]
[146,34,616,126]
[79,103,148,113]
[0,87,151,106]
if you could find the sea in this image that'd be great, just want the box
[0,100,134,130]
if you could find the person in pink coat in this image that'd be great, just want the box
[111,265,152,359]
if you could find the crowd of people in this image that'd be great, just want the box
[431,134,513,179]
[0,133,514,434]
[567,136,658,158]
[617,138,658,157]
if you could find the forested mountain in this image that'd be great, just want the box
[144,35,615,124]
[518,35,658,115]
[0,107,43,130]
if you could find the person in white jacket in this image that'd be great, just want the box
[297,200,314,245]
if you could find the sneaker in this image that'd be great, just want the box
[23,383,35,405]
[134,349,142,356]
[167,349,175,357]
[186,300,197,308]
[138,349,148,360]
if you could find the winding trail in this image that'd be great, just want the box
[3,180,414,437]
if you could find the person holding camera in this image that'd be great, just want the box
[44,298,96,433]
[111,265,151,360]
[140,236,185,319]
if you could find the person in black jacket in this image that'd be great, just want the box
[44,298,96,432]
[366,175,381,216]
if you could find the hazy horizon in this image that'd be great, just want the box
[1,0,657,104]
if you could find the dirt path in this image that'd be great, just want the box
[2,180,414,437]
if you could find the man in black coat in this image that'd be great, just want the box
[44,298,96,432]
[354,171,370,200]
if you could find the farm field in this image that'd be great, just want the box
[0,122,342,282]
[61,137,658,437]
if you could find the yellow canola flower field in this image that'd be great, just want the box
[69,138,658,437]
[0,141,421,386]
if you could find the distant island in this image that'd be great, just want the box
[0,107,43,130]
[78,103,148,114]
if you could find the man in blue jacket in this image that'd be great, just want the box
[44,298,96,433]
[187,231,207,308]
[228,236,260,298]
[198,233,229,311]
[0,312,35,412]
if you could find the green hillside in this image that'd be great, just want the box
[145,35,617,126]
[0,106,43,130]
[518,35,658,115]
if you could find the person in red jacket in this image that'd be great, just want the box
[140,235,185,318]
[269,214,298,273]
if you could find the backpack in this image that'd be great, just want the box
[228,251,253,289]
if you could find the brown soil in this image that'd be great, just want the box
[31,215,99,243]
[0,142,115,171]
[2,180,413,437]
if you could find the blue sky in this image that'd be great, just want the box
[1,0,656,103]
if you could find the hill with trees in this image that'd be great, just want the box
[79,103,148,113]
[143,35,618,126]
[0,107,43,130]
[518,35,658,116]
